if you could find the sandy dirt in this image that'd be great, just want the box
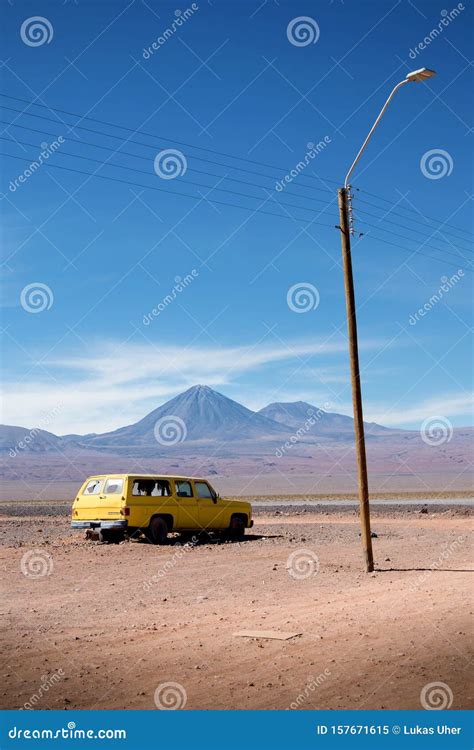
[1,509,472,711]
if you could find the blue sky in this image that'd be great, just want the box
[1,0,472,435]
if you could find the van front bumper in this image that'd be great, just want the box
[71,520,128,530]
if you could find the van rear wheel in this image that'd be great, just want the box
[146,517,168,545]
[99,529,123,544]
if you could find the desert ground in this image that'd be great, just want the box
[1,498,472,711]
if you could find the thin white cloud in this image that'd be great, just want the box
[364,393,474,427]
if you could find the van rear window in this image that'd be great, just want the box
[104,478,124,494]
[83,479,103,495]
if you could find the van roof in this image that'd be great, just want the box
[86,474,210,481]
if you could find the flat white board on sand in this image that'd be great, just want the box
[233,630,302,641]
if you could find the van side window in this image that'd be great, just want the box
[132,479,171,496]
[104,478,124,494]
[195,481,214,499]
[84,479,102,495]
[175,480,193,497]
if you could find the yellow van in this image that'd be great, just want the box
[71,474,253,543]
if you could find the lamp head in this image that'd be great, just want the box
[406,67,437,83]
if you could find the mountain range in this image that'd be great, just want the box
[1,384,393,455]
[1,385,472,487]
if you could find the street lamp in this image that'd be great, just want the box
[337,67,437,572]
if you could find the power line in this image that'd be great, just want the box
[0,93,338,190]
[3,150,470,273]
[3,94,471,245]
[4,149,470,274]
[0,123,334,210]
[355,210,473,261]
[1,151,335,229]
[1,135,338,217]
[354,198,473,249]
[1,104,335,198]
[8,132,464,260]
[357,232,473,272]
[353,187,473,240]
[357,218,473,267]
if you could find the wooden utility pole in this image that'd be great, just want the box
[338,187,374,572]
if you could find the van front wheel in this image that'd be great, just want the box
[227,516,245,541]
[146,517,168,545]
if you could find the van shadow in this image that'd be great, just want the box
[130,532,282,546]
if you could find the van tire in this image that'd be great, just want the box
[146,516,168,545]
[227,516,245,541]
